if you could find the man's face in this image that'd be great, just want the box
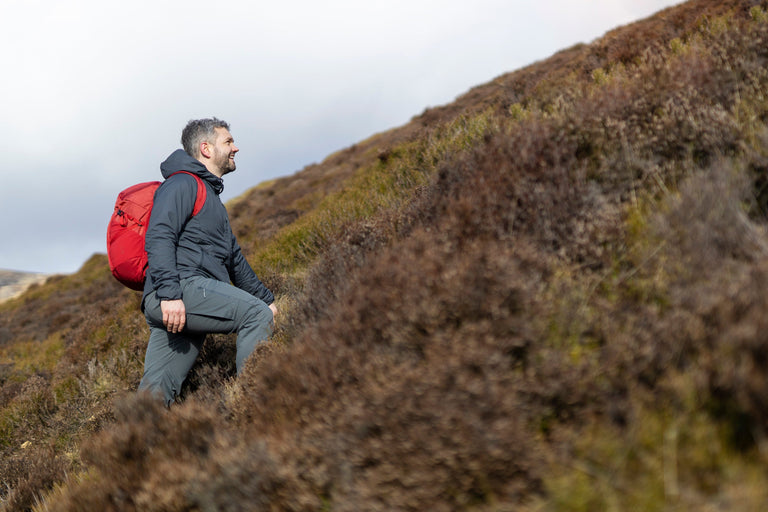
[210,127,238,176]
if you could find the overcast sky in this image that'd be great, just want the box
[1,0,680,274]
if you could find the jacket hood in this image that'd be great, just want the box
[160,149,224,195]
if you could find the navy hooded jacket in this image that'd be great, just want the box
[142,149,274,308]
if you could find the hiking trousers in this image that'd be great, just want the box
[138,275,274,406]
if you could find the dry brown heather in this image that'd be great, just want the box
[2,0,768,509]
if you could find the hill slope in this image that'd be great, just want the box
[3,0,768,509]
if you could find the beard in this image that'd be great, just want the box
[213,146,236,176]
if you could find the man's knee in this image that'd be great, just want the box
[235,299,274,345]
[242,299,273,328]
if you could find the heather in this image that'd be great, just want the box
[2,0,768,509]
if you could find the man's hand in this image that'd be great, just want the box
[161,299,186,333]
[269,303,278,317]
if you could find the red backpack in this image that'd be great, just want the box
[107,171,206,290]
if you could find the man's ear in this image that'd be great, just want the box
[199,141,212,159]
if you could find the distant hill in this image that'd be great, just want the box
[3,0,768,510]
[0,270,48,303]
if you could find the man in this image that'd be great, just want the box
[138,117,277,406]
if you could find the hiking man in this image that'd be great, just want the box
[138,117,277,406]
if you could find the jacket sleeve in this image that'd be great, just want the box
[145,175,198,301]
[229,233,274,305]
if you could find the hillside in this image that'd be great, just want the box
[2,0,768,509]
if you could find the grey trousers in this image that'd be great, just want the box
[138,276,273,406]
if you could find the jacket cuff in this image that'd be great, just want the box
[155,282,182,301]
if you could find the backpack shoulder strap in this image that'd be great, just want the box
[168,171,207,216]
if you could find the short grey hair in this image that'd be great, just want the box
[181,117,230,158]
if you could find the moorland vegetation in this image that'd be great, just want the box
[2,0,768,509]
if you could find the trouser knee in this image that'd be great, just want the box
[240,300,273,333]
